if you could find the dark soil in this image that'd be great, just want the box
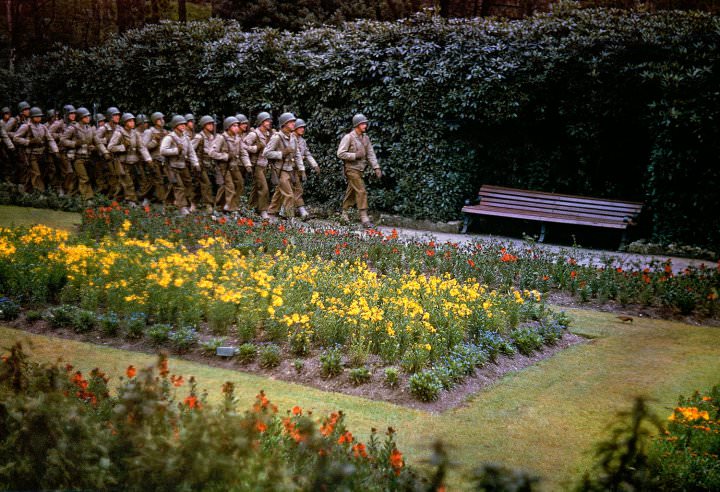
[9,314,586,413]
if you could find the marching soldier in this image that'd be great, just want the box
[0,108,15,183]
[183,114,195,138]
[210,116,251,213]
[60,107,110,201]
[136,114,149,133]
[107,113,152,205]
[142,112,170,205]
[160,115,200,215]
[264,112,303,220]
[13,107,60,192]
[92,113,110,195]
[49,105,78,195]
[245,112,273,219]
[100,107,122,198]
[4,101,31,136]
[191,115,217,213]
[337,113,382,228]
[293,118,320,220]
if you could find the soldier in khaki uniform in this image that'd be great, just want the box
[142,112,170,205]
[48,105,78,195]
[184,114,195,139]
[91,113,110,195]
[191,115,217,213]
[108,113,152,205]
[4,102,31,137]
[293,118,320,220]
[337,113,382,228]
[245,112,273,219]
[60,107,110,201]
[99,107,122,198]
[13,107,60,192]
[0,108,15,183]
[264,112,303,219]
[160,115,200,215]
[210,116,252,213]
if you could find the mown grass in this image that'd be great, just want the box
[0,205,80,232]
[2,309,719,490]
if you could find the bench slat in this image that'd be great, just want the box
[479,198,635,221]
[481,185,644,209]
[461,205,629,229]
[480,190,642,215]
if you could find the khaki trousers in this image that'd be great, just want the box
[342,168,368,210]
[249,165,270,212]
[268,169,295,217]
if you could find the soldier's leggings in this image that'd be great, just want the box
[26,153,46,193]
[268,169,295,218]
[342,167,368,211]
[60,155,77,196]
[90,156,109,195]
[195,164,214,206]
[118,161,138,202]
[73,157,94,200]
[249,165,270,212]
[293,173,305,208]
[171,166,194,209]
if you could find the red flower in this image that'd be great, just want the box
[468,259,475,268]
[338,431,353,444]
[126,365,136,379]
[426,249,435,257]
[183,395,200,409]
[352,442,368,458]
[292,405,302,416]
[256,421,267,433]
[389,448,404,475]
[570,271,577,279]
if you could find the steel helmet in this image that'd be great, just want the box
[136,114,147,125]
[18,101,30,112]
[150,112,165,124]
[255,111,271,126]
[63,104,76,115]
[198,115,215,128]
[352,114,368,128]
[169,115,187,129]
[120,113,135,125]
[235,113,249,125]
[29,107,44,118]
[95,113,106,123]
[295,118,307,129]
[278,112,296,128]
[223,116,239,131]
[2,107,11,114]
[184,113,195,122]
[107,106,121,117]
[46,109,57,119]
[76,107,91,119]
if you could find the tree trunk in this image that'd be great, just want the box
[178,0,186,21]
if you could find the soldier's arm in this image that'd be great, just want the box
[208,137,228,161]
[191,134,202,152]
[92,132,109,156]
[366,138,379,170]
[0,127,14,150]
[159,135,178,157]
[49,121,64,142]
[60,125,76,148]
[262,134,282,161]
[336,134,356,161]
[12,124,30,146]
[107,130,125,153]
[304,142,319,169]
[44,128,59,153]
[243,132,259,154]
[187,139,199,167]
[138,137,152,162]
[294,140,305,171]
[142,129,157,150]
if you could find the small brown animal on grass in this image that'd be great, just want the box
[616,316,634,323]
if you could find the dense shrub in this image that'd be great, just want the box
[9,6,720,248]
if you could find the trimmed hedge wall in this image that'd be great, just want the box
[4,6,720,247]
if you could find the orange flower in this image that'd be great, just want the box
[542,275,549,281]
[568,258,577,265]
[126,365,136,379]
[352,442,368,459]
[570,271,577,279]
[389,448,404,475]
[158,356,169,377]
[320,412,340,436]
[426,249,435,257]
[256,421,268,433]
[338,431,353,444]
[292,406,302,416]
[184,395,200,409]
[500,253,518,263]
[171,375,184,387]
[468,259,475,268]
[616,267,623,273]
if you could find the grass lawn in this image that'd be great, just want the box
[3,309,719,490]
[0,205,81,231]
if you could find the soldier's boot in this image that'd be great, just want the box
[340,210,350,223]
[298,206,310,220]
[179,207,190,216]
[260,211,270,220]
[189,203,197,213]
[359,209,374,229]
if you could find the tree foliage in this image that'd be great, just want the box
[5,5,720,247]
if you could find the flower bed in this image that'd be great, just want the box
[0,343,421,491]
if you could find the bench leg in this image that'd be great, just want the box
[619,230,628,250]
[539,222,546,243]
[461,214,473,234]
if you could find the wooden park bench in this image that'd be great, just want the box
[461,185,643,248]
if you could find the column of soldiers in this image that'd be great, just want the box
[0,101,382,228]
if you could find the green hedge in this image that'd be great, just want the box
[6,5,720,247]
